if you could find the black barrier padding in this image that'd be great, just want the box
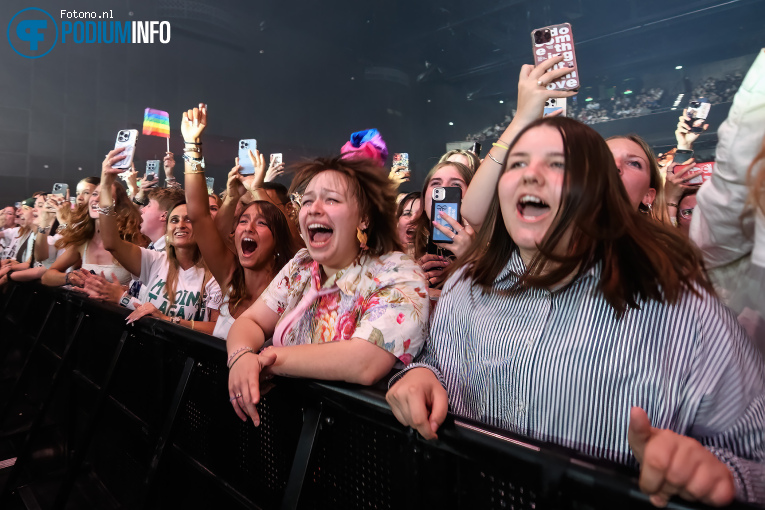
[0,282,759,510]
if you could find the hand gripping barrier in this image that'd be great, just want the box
[0,282,757,509]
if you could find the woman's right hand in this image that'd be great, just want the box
[102,148,128,177]
[675,109,708,151]
[386,367,448,440]
[417,253,451,288]
[515,55,578,125]
[228,349,277,425]
[67,268,93,288]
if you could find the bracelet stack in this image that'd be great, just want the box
[96,205,116,216]
[183,140,203,173]
[487,138,511,166]
[227,346,253,369]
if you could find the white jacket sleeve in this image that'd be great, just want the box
[690,49,765,268]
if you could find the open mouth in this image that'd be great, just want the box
[174,230,189,239]
[517,194,550,221]
[405,225,416,241]
[307,223,333,247]
[241,236,258,257]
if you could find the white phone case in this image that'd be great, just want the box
[113,130,139,169]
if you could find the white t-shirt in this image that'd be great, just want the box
[1,227,30,261]
[0,228,18,257]
[139,248,222,320]
[34,234,64,269]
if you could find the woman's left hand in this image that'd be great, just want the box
[433,212,476,258]
[126,302,166,324]
[664,159,701,203]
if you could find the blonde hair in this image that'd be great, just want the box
[606,134,670,225]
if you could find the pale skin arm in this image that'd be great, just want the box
[462,55,577,227]
[125,302,219,334]
[227,298,278,424]
[7,265,47,282]
[265,340,397,386]
[100,148,143,277]
[41,246,83,287]
[181,103,237,289]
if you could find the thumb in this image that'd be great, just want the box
[428,387,448,437]
[628,406,653,463]
[259,349,277,368]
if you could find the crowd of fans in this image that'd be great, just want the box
[2,51,765,507]
[466,72,745,141]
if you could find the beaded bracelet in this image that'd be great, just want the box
[184,141,202,145]
[227,346,253,368]
[228,350,255,371]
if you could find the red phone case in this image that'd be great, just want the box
[531,23,579,91]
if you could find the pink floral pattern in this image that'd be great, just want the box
[261,249,429,366]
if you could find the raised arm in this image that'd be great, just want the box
[100,149,143,276]
[462,55,577,227]
[690,49,765,268]
[181,103,237,289]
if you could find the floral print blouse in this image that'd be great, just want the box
[261,249,430,366]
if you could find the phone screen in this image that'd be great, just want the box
[432,202,459,243]
[673,150,693,165]
[206,177,214,194]
[238,139,258,176]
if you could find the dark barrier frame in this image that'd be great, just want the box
[0,282,757,510]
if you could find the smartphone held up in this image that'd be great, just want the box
[531,23,579,91]
[429,186,462,245]
[113,130,139,169]
[238,139,258,176]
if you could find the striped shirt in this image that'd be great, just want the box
[393,250,765,504]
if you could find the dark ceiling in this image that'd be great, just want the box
[1,0,764,202]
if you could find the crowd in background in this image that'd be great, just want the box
[2,50,765,508]
[466,71,745,142]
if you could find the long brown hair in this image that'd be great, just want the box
[163,200,211,312]
[456,117,712,316]
[606,134,670,225]
[56,183,147,250]
[289,155,402,257]
[227,200,298,315]
[413,161,475,259]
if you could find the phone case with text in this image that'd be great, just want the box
[531,23,579,91]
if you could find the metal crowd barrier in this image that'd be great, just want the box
[0,282,755,510]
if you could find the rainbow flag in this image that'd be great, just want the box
[142,108,170,138]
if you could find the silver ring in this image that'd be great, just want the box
[229,396,237,402]
[236,393,243,399]
[450,233,455,240]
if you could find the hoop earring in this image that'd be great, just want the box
[356,228,368,251]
